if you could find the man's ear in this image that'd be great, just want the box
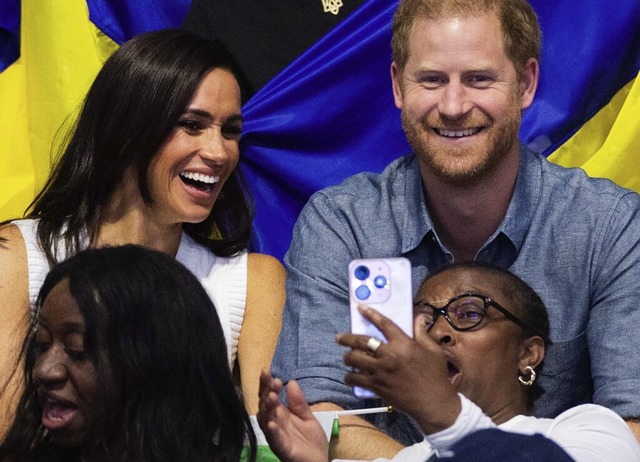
[519,57,539,110]
[391,62,404,110]
[518,335,544,373]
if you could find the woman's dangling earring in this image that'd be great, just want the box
[518,365,536,386]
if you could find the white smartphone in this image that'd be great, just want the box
[348,257,413,398]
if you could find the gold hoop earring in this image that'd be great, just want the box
[518,365,536,386]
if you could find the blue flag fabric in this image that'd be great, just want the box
[0,0,19,72]
[524,1,640,151]
[241,0,408,259]
[86,0,190,44]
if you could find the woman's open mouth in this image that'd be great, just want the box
[446,360,462,386]
[179,171,220,193]
[41,399,79,431]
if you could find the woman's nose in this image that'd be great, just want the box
[427,314,455,345]
[199,130,231,165]
[34,347,68,387]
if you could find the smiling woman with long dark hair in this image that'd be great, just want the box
[0,28,285,424]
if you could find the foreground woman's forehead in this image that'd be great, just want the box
[423,268,504,294]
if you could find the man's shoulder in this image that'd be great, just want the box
[523,158,640,245]
[528,158,640,219]
[541,157,637,197]
[310,155,414,202]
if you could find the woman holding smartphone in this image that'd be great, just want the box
[258,262,640,461]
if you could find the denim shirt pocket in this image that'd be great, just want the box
[535,330,593,417]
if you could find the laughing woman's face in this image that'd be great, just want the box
[34,278,100,449]
[145,67,243,226]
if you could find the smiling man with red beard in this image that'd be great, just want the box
[394,9,534,262]
[271,0,640,459]
[397,12,527,191]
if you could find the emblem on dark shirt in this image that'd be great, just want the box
[322,0,343,15]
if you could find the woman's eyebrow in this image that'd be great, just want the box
[183,108,213,120]
[61,321,85,333]
[183,108,243,124]
[35,318,84,334]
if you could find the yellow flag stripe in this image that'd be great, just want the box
[0,1,118,220]
[0,61,32,220]
[549,72,640,193]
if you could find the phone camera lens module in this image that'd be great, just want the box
[355,284,371,300]
[354,265,370,281]
[373,275,387,288]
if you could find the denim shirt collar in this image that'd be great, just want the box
[499,144,542,253]
[401,154,434,254]
[399,143,542,259]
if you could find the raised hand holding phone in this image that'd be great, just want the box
[348,257,413,398]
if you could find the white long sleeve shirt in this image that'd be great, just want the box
[338,394,640,462]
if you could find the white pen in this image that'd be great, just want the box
[331,406,393,437]
[335,405,393,416]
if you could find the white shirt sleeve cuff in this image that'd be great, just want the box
[425,393,496,451]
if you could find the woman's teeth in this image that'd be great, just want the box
[180,171,220,184]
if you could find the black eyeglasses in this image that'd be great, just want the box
[414,293,527,332]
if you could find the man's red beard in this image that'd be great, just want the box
[402,105,521,186]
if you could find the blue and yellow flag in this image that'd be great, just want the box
[0,1,188,220]
[1,0,639,263]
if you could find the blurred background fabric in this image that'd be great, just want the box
[1,0,639,261]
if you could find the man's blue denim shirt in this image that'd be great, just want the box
[272,144,640,445]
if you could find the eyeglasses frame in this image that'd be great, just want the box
[414,292,527,332]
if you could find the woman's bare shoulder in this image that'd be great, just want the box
[0,223,27,258]
[247,252,285,272]
[247,252,286,288]
[0,223,29,307]
[0,224,30,427]
[246,252,285,312]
